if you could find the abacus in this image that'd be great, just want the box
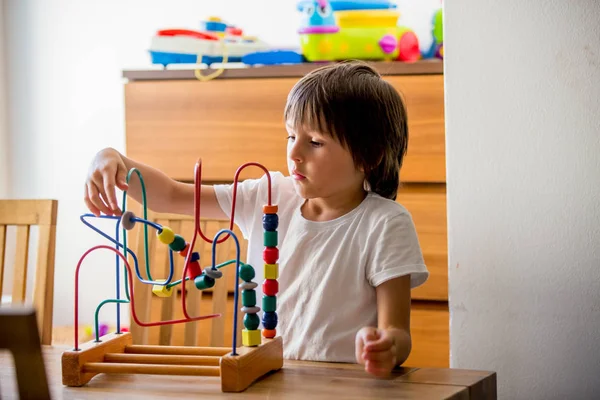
[62,161,283,392]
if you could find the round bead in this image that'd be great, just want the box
[242,289,256,307]
[262,213,279,231]
[263,279,279,296]
[239,263,256,282]
[168,234,187,252]
[262,328,276,338]
[263,247,279,264]
[263,205,278,214]
[262,295,276,312]
[204,267,223,279]
[186,261,203,280]
[243,313,260,330]
[194,274,215,290]
[241,306,260,314]
[262,311,278,330]
[157,227,175,245]
[239,281,258,290]
[120,210,136,230]
[263,231,278,247]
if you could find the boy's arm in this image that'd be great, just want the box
[85,147,227,219]
[355,275,412,377]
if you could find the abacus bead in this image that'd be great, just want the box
[263,279,279,296]
[263,205,278,214]
[262,329,276,339]
[262,213,279,231]
[169,234,187,252]
[263,231,278,247]
[242,289,257,307]
[241,306,260,314]
[194,274,215,290]
[120,211,136,230]
[242,329,261,347]
[204,267,223,279]
[263,247,279,264]
[243,313,260,330]
[179,244,190,257]
[262,295,276,312]
[239,281,258,290]
[186,261,203,280]
[264,263,279,280]
[239,263,255,282]
[262,311,278,330]
[157,227,175,244]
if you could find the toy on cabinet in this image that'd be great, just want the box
[149,17,269,67]
[297,0,421,62]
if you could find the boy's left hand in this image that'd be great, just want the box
[355,327,397,378]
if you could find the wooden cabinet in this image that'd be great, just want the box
[123,61,448,367]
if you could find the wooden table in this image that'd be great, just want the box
[0,346,496,399]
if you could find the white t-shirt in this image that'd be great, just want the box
[214,172,428,362]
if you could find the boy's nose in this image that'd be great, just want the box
[288,142,303,162]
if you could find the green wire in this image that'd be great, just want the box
[94,299,129,342]
[120,168,153,301]
[166,259,242,289]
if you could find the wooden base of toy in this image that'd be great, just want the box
[61,332,283,392]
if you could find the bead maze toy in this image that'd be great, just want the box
[296,0,421,62]
[61,161,283,393]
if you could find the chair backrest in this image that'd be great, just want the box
[0,199,58,345]
[128,208,246,348]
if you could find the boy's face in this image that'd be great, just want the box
[285,121,365,201]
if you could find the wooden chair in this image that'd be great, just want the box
[0,199,58,345]
[127,209,246,348]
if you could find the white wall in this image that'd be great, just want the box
[0,0,9,198]
[445,1,600,399]
[4,0,440,328]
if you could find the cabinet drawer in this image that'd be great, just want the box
[124,75,445,183]
[397,184,448,301]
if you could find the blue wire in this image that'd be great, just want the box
[80,214,174,286]
[212,229,241,356]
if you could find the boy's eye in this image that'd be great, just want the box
[310,141,323,147]
[287,135,295,142]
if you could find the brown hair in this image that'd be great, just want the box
[284,60,408,200]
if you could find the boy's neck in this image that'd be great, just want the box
[301,187,367,222]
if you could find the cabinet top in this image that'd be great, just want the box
[123,60,443,81]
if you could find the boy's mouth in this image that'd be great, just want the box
[292,170,306,180]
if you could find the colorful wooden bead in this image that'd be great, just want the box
[157,226,175,244]
[262,311,278,330]
[241,306,260,314]
[179,244,190,257]
[190,252,200,262]
[264,263,279,280]
[204,267,222,279]
[243,313,260,330]
[239,281,258,290]
[152,280,173,297]
[263,231,278,247]
[194,274,215,290]
[186,260,203,280]
[262,205,278,214]
[262,329,276,339]
[262,295,276,312]
[263,247,279,264]
[120,210,136,230]
[242,329,261,347]
[262,213,279,231]
[168,234,187,252]
[239,263,256,282]
[242,289,256,307]
[263,279,279,296]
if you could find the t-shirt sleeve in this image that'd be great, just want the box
[366,212,429,289]
[213,171,281,240]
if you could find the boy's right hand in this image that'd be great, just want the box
[84,148,130,216]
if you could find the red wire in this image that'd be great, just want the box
[181,160,272,319]
[73,245,220,350]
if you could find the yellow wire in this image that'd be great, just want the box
[194,39,229,82]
